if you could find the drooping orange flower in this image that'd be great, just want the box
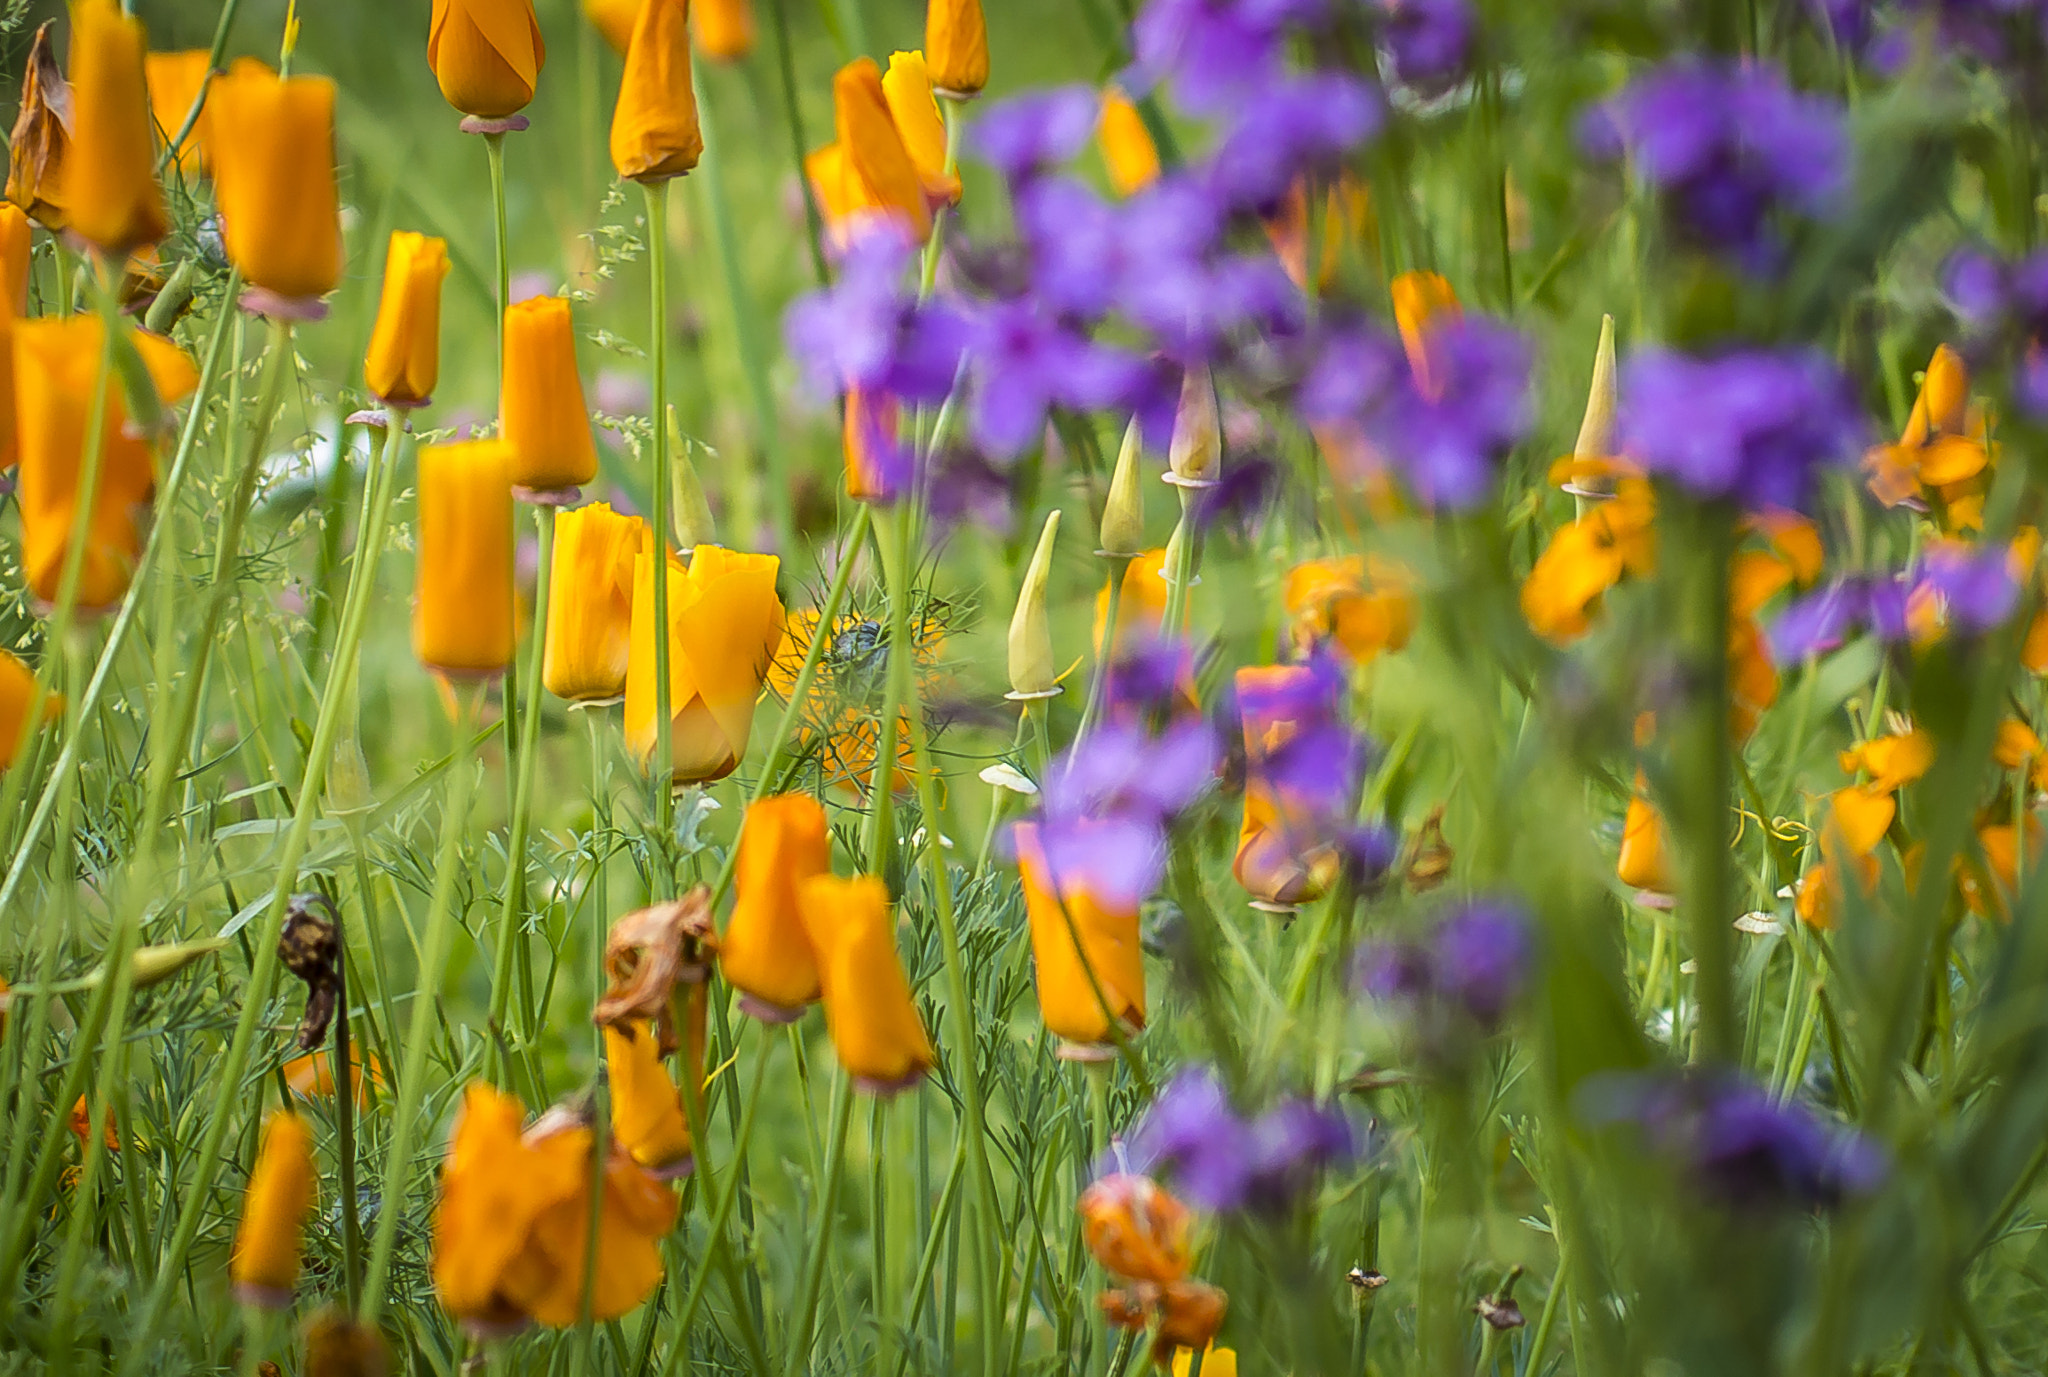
[1284,555,1414,663]
[543,502,641,703]
[7,23,72,229]
[604,1013,700,1179]
[1727,616,1779,746]
[14,314,198,611]
[206,60,343,302]
[843,385,904,503]
[1617,788,1673,897]
[283,1045,384,1104]
[923,0,988,98]
[432,1084,677,1331]
[881,51,961,209]
[720,793,831,1021]
[796,874,935,1095]
[231,1111,317,1307]
[1520,478,1657,643]
[1098,87,1159,198]
[67,1094,120,1154]
[624,541,785,784]
[362,231,450,407]
[1962,815,2044,919]
[144,50,212,175]
[502,295,600,495]
[63,0,167,256]
[806,59,931,245]
[1080,1172,1191,1284]
[1233,664,1346,910]
[0,650,59,770]
[0,202,30,316]
[1863,344,1991,530]
[1102,1279,1229,1367]
[610,0,701,183]
[592,891,716,1052]
[694,0,756,61]
[412,439,516,677]
[428,0,546,120]
[1014,821,1147,1054]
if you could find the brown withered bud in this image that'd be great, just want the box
[1347,1267,1389,1292]
[593,888,716,1054]
[280,893,343,1051]
[1403,805,1453,892]
[1474,1265,1526,1331]
[7,22,72,229]
[303,1308,389,1377]
[1148,1278,1229,1361]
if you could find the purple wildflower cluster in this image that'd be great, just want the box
[1356,898,1535,1030]
[1618,348,1868,512]
[1580,1070,1885,1210]
[1818,0,2048,69]
[1766,543,2020,663]
[1376,0,1476,95]
[1122,1066,1356,1213]
[1582,61,1848,270]
[1298,316,1533,508]
[1946,247,2048,417]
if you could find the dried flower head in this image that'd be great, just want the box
[6,22,72,229]
[593,890,716,1052]
[279,892,343,1051]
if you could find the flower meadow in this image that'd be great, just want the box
[13,0,2048,1373]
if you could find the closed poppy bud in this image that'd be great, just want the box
[1014,822,1146,1054]
[625,542,785,783]
[1008,509,1062,699]
[604,1015,697,1178]
[1616,792,1673,896]
[844,386,908,502]
[413,439,516,677]
[207,60,343,302]
[15,314,198,611]
[64,0,166,257]
[694,0,756,62]
[7,23,71,230]
[511,1110,676,1327]
[1234,780,1339,910]
[797,874,935,1094]
[0,203,29,314]
[611,0,701,183]
[502,296,599,494]
[1098,417,1147,557]
[145,50,212,175]
[721,794,830,1020]
[428,0,546,120]
[584,0,638,53]
[1915,343,1969,442]
[0,649,59,769]
[1098,87,1158,197]
[363,231,450,407]
[1572,313,1618,464]
[544,502,640,703]
[231,1111,317,1307]
[1166,366,1220,488]
[832,58,931,242]
[882,52,961,208]
[923,0,988,98]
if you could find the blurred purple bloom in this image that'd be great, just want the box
[1207,73,1382,211]
[1580,1070,1885,1210]
[1945,248,2008,327]
[1920,543,2020,629]
[1131,0,1293,113]
[1768,548,2019,664]
[1126,1068,1350,1213]
[1584,61,1847,267]
[963,301,1152,456]
[1297,324,1409,423]
[1356,896,1535,1029]
[784,230,970,403]
[1766,579,1862,662]
[1044,718,1221,825]
[1192,453,1281,536]
[1620,348,1866,511]
[926,446,1018,536]
[1258,721,1366,814]
[1104,636,1196,718]
[1244,1098,1356,1209]
[1031,815,1169,911]
[969,87,1099,182]
[1336,822,1400,887]
[1378,0,1475,92]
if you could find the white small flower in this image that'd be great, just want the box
[1734,912,1784,936]
[978,762,1038,796]
[910,827,955,850]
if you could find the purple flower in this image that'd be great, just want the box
[784,230,970,403]
[1104,636,1198,719]
[1921,542,2020,630]
[1584,61,1848,267]
[1131,0,1294,114]
[1766,579,1862,662]
[1767,547,2019,665]
[1206,73,1382,211]
[961,300,1153,457]
[1378,0,1474,92]
[969,87,1100,183]
[1125,1067,1258,1210]
[1431,900,1534,1026]
[1244,1098,1356,1209]
[1619,348,1866,511]
[1580,1070,1886,1210]
[1043,718,1222,826]
[927,446,1018,536]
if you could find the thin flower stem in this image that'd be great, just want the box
[0,271,237,925]
[333,948,364,1315]
[644,179,677,894]
[488,502,556,1086]
[360,689,483,1322]
[871,1095,892,1376]
[768,0,828,286]
[864,504,915,876]
[123,368,411,1368]
[887,1134,967,1377]
[577,704,614,1368]
[783,1071,856,1377]
[1076,558,1131,742]
[234,1306,279,1377]
[1519,1250,1569,1377]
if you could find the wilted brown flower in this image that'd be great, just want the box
[1403,806,1452,892]
[7,23,73,228]
[593,889,715,1052]
[279,892,342,1050]
[1100,1279,1230,1365]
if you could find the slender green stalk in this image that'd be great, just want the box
[1076,558,1131,742]
[871,1095,892,1376]
[485,130,522,794]
[888,1137,967,1377]
[863,505,915,876]
[0,274,237,923]
[644,179,677,893]
[122,385,411,1369]
[488,503,556,1085]
[155,0,244,174]
[577,705,615,1370]
[332,944,364,1315]
[1520,1251,1569,1377]
[234,1306,280,1377]
[360,690,483,1320]
[769,0,829,285]
[783,1072,856,1377]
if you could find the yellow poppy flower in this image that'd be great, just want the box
[923,0,988,98]
[231,1111,317,1307]
[610,0,701,183]
[63,0,166,256]
[796,874,935,1094]
[1098,87,1159,198]
[502,295,599,495]
[544,502,642,704]
[720,793,831,1020]
[428,0,546,120]
[206,60,343,302]
[412,439,516,677]
[362,231,450,407]
[1014,821,1147,1053]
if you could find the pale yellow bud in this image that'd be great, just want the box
[1165,367,1221,488]
[669,409,718,553]
[1007,510,1062,700]
[1098,417,1147,557]
[1573,314,1617,462]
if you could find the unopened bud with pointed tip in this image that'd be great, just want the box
[1165,367,1221,489]
[668,408,717,552]
[1574,314,1617,462]
[1099,417,1147,557]
[1007,510,1062,700]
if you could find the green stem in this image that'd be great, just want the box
[577,705,614,1368]
[783,1072,856,1377]
[359,691,483,1320]
[644,180,677,894]
[334,945,363,1315]
[488,503,556,1085]
[155,0,243,174]
[769,0,829,285]
[1076,558,1130,742]
[485,130,521,799]
[865,505,914,877]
